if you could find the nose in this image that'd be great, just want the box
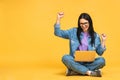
[82,25,86,28]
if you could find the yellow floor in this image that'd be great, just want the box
[0,62,119,80]
[0,67,119,80]
[0,51,119,80]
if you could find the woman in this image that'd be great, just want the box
[54,12,106,77]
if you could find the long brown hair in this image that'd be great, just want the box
[77,13,95,46]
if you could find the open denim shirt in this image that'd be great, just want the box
[54,24,106,57]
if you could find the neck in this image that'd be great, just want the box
[83,31,88,33]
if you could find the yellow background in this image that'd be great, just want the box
[0,0,120,80]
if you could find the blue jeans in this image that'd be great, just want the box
[62,54,105,74]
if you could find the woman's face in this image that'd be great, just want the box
[80,18,89,32]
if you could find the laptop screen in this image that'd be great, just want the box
[74,51,96,62]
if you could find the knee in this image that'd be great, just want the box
[97,57,106,66]
[62,54,73,63]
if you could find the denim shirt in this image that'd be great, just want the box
[54,24,106,57]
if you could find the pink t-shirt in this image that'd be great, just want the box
[77,32,89,51]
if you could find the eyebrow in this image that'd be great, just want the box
[80,22,88,24]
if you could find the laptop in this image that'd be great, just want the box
[74,51,96,62]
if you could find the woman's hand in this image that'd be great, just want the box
[57,12,64,19]
[56,12,64,24]
[101,34,107,42]
[101,34,107,48]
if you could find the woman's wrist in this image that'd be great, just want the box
[56,18,61,24]
[101,41,105,48]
